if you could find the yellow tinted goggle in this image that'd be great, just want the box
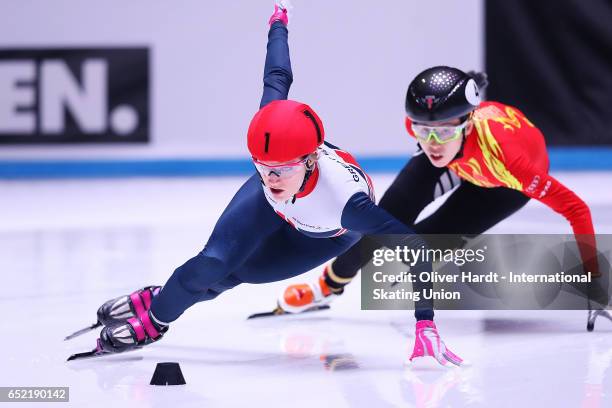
[412,121,468,144]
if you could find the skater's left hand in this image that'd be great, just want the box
[269,0,292,26]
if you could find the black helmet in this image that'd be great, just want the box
[405,66,484,123]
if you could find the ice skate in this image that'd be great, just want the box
[278,274,340,314]
[67,309,167,361]
[247,273,339,319]
[65,286,161,340]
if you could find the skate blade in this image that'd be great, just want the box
[67,339,142,361]
[247,305,330,320]
[600,310,612,322]
[64,321,102,341]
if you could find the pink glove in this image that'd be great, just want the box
[269,2,289,26]
[409,320,465,367]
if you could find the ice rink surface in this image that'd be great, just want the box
[1,172,612,407]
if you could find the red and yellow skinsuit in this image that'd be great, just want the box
[406,101,598,275]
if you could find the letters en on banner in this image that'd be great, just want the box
[0,48,149,143]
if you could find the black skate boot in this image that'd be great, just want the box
[99,309,168,352]
[97,286,161,327]
[68,310,168,360]
[65,286,161,340]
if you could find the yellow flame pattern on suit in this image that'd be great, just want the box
[491,106,536,131]
[449,158,496,188]
[451,107,535,190]
[475,119,522,189]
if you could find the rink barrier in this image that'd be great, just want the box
[1,147,612,179]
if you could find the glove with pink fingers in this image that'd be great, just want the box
[409,320,465,367]
[269,0,291,26]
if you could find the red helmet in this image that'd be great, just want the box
[247,100,324,162]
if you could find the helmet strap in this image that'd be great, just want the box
[255,163,265,186]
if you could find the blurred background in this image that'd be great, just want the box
[0,0,610,176]
[0,0,481,171]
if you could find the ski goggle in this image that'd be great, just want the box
[253,157,308,178]
[412,121,468,144]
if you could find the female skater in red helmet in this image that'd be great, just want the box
[68,2,463,367]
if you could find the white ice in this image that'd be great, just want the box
[1,172,612,407]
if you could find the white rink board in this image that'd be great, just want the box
[0,0,482,159]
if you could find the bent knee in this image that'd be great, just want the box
[176,254,231,293]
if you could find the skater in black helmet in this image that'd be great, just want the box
[279,65,603,350]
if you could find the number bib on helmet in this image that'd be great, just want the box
[262,143,374,238]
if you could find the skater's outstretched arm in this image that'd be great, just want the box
[259,8,293,109]
[341,192,434,318]
[341,192,432,268]
[507,156,599,277]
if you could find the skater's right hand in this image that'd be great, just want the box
[408,320,466,367]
